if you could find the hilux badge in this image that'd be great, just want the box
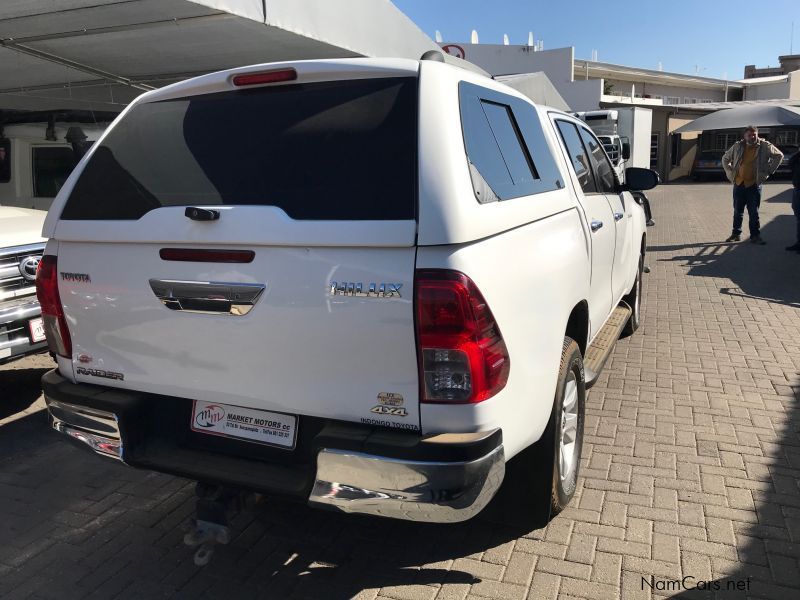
[329,282,402,298]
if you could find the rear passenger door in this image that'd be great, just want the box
[576,126,632,304]
[553,119,615,338]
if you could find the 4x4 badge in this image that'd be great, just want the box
[370,405,408,417]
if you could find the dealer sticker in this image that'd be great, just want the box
[191,400,297,449]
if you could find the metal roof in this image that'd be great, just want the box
[573,60,744,90]
[733,74,790,84]
[663,98,800,112]
[0,0,459,112]
[673,104,800,133]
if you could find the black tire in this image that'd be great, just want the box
[621,252,643,337]
[482,337,586,528]
[547,338,586,515]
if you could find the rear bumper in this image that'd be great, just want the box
[42,369,504,523]
[0,299,47,363]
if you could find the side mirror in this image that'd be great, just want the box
[623,167,660,191]
[621,142,631,161]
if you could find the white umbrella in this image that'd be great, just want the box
[674,104,800,133]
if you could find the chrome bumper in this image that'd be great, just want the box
[44,378,505,523]
[309,445,505,523]
[0,299,46,359]
[46,399,124,461]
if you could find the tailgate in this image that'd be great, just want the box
[52,72,422,432]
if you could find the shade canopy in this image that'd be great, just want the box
[674,104,800,133]
[0,0,488,113]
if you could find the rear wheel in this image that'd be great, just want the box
[548,338,586,514]
[483,337,585,528]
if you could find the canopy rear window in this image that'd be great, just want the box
[61,77,418,221]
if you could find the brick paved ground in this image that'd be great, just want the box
[1,182,799,600]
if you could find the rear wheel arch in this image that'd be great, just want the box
[564,301,589,357]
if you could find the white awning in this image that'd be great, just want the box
[0,0,473,112]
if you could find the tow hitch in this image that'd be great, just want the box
[183,483,258,566]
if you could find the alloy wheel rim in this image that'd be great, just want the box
[560,372,579,483]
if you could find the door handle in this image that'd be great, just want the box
[590,220,603,232]
[614,212,624,221]
[149,279,265,316]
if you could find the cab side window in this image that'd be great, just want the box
[577,126,617,193]
[459,81,561,203]
[555,121,597,194]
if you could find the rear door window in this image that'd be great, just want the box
[459,81,560,203]
[33,146,77,198]
[555,121,597,194]
[61,77,418,221]
[577,126,617,193]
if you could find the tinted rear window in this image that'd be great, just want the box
[61,77,418,220]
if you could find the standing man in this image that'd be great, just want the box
[787,150,800,253]
[722,125,783,245]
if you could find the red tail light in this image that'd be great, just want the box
[232,68,297,87]
[35,255,72,358]
[415,270,509,404]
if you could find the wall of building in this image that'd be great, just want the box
[745,81,790,100]
[560,79,604,111]
[788,71,800,99]
[438,44,574,79]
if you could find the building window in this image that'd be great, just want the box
[650,133,659,169]
[0,138,9,183]
[702,132,740,152]
[664,96,681,104]
[775,130,799,147]
[683,97,698,104]
[33,146,76,198]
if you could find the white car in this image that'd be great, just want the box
[0,206,47,363]
[38,57,655,529]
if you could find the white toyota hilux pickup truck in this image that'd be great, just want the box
[1,206,47,363]
[38,57,656,535]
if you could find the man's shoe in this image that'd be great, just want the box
[786,243,800,251]
[750,236,766,245]
[725,233,741,242]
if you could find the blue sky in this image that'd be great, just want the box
[392,0,800,80]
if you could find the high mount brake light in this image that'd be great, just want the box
[232,69,297,87]
[415,270,509,404]
[35,255,72,359]
[159,249,255,263]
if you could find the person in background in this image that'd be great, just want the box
[722,125,783,245]
[787,150,800,253]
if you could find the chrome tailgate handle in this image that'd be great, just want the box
[149,279,265,316]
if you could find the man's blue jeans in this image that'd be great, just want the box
[792,186,800,243]
[732,183,762,238]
